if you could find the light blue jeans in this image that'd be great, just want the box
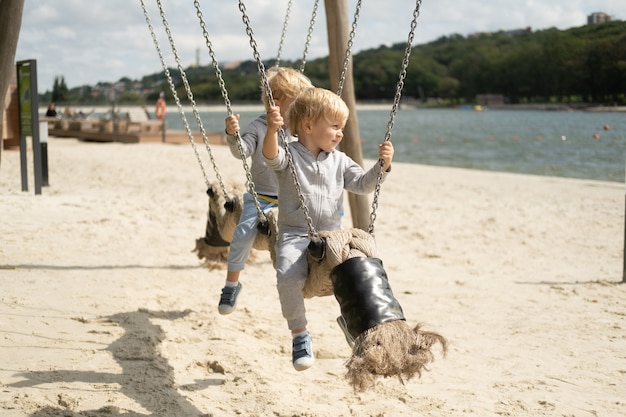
[227,192,277,271]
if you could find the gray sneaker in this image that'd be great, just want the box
[292,333,314,371]
[218,282,242,315]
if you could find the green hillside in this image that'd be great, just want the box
[46,20,626,107]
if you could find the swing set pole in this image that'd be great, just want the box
[324,0,371,231]
[623,160,626,283]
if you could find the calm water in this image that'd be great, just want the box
[164,107,626,183]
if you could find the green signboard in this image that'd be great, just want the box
[16,59,44,195]
[17,61,33,136]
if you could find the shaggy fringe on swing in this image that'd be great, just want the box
[346,320,448,392]
[193,239,231,270]
[193,181,279,269]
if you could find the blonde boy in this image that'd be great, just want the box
[262,87,394,370]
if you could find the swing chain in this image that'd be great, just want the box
[336,0,362,97]
[299,0,320,73]
[194,1,268,224]
[140,0,215,192]
[194,1,232,115]
[238,0,320,243]
[144,0,231,200]
[368,0,422,235]
[275,0,293,67]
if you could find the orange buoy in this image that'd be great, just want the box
[593,133,600,140]
[603,124,610,131]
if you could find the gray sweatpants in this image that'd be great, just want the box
[274,233,310,331]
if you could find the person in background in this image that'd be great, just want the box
[45,102,57,117]
[155,92,166,121]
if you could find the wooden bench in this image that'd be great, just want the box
[126,108,163,134]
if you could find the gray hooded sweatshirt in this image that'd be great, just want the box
[265,140,388,236]
[226,115,296,196]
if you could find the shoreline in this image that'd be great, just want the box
[40,102,626,116]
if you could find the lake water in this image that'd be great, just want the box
[164,107,626,183]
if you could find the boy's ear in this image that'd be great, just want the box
[302,118,313,134]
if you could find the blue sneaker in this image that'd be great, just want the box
[292,333,314,371]
[218,282,242,315]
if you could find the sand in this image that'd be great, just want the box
[0,137,624,417]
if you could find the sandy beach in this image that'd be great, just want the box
[1,137,624,417]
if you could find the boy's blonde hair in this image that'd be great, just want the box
[261,67,313,109]
[287,88,349,137]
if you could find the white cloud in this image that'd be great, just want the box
[14,0,626,91]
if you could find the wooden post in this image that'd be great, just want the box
[324,0,371,231]
[0,0,26,164]
[623,194,626,283]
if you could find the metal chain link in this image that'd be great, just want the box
[238,0,320,243]
[336,0,362,97]
[368,0,422,235]
[299,0,319,73]
[141,0,231,199]
[193,1,267,224]
[140,0,215,193]
[275,0,293,67]
[156,0,231,199]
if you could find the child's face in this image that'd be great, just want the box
[274,96,295,118]
[310,116,346,153]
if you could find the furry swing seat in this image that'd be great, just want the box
[193,181,278,269]
[306,228,447,391]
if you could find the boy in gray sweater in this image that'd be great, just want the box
[263,87,394,371]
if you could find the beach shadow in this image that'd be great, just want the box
[1,263,200,271]
[7,308,218,417]
[514,279,624,286]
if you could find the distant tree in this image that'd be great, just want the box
[117,92,145,105]
[51,76,69,103]
[30,20,626,107]
[437,77,460,100]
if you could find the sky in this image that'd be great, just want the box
[14,0,626,92]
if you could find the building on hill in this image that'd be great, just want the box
[503,27,532,37]
[587,12,612,25]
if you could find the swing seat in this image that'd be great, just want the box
[305,228,378,298]
[303,229,447,392]
[194,182,243,269]
[194,182,279,269]
[330,257,405,338]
